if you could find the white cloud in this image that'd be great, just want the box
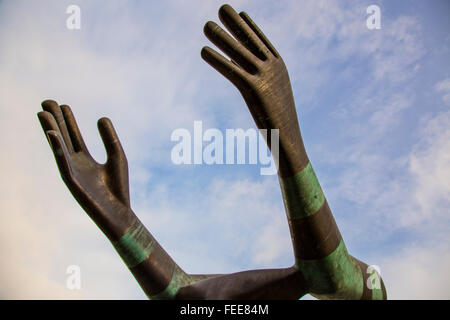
[407,110,450,227]
[435,78,450,106]
[251,215,293,266]
[380,243,450,299]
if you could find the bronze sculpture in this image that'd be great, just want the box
[37,4,386,299]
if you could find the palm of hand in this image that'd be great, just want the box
[38,100,134,239]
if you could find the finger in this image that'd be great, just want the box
[239,11,279,58]
[38,111,62,141]
[201,46,251,89]
[98,117,130,206]
[46,130,73,182]
[97,117,125,165]
[218,4,272,60]
[41,100,74,153]
[61,105,88,153]
[204,21,258,74]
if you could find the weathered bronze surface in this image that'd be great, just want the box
[38,4,386,300]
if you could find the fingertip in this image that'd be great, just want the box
[219,4,238,23]
[97,117,112,130]
[60,104,74,122]
[98,117,117,143]
[238,11,253,29]
[37,111,47,126]
[37,111,58,131]
[98,117,124,161]
[41,99,59,112]
[201,46,211,59]
[60,104,72,114]
[239,11,249,19]
[203,21,218,36]
[200,46,219,65]
[37,110,47,120]
[219,4,234,16]
[41,99,58,107]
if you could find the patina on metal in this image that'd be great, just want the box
[38,4,386,300]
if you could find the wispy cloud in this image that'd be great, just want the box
[435,78,450,106]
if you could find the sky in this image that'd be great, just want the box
[0,0,449,299]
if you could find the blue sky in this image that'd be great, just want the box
[0,0,449,299]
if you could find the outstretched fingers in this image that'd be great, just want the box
[61,104,88,153]
[38,110,60,134]
[239,11,279,58]
[204,21,258,74]
[219,4,273,60]
[201,46,251,89]
[41,100,74,153]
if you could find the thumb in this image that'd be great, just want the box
[97,117,126,165]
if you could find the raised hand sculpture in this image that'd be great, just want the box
[38,4,386,300]
[201,4,387,300]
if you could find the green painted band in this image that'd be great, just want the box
[295,239,364,299]
[149,265,194,300]
[112,220,155,268]
[279,162,325,219]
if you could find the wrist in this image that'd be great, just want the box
[97,205,138,242]
[110,217,155,269]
